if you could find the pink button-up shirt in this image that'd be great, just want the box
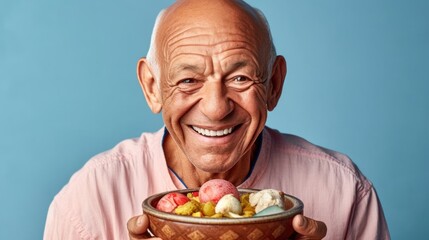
[44,127,390,239]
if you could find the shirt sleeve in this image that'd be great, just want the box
[43,200,86,240]
[346,186,390,240]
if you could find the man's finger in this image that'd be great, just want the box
[292,214,327,239]
[127,215,158,240]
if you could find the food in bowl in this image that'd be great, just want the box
[156,179,288,218]
[199,179,240,204]
[142,179,304,239]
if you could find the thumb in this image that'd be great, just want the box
[127,214,160,239]
[292,214,327,239]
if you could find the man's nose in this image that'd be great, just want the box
[199,81,233,121]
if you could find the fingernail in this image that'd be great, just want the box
[136,215,144,226]
[297,215,306,227]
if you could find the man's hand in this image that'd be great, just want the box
[127,214,162,240]
[292,214,327,239]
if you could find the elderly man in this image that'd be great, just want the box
[44,0,390,239]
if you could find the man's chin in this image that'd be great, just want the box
[188,156,238,173]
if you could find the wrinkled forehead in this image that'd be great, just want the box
[165,25,261,62]
[166,30,263,80]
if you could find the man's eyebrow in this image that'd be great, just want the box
[223,60,254,73]
[230,61,248,69]
[169,63,204,79]
[172,63,203,73]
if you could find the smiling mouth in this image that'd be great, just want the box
[191,126,234,137]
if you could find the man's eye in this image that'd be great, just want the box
[227,75,255,91]
[233,76,249,82]
[176,78,202,92]
[179,79,196,84]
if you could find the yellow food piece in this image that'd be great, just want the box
[243,210,255,217]
[243,204,255,212]
[210,213,224,218]
[240,193,250,203]
[240,193,255,213]
[174,200,200,216]
[192,211,203,217]
[201,201,216,216]
[186,193,200,203]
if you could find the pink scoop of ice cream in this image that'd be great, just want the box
[199,179,240,203]
[156,192,190,212]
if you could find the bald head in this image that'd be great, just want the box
[146,0,276,81]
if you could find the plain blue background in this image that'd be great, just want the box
[1,0,428,239]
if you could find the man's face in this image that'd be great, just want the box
[155,8,274,174]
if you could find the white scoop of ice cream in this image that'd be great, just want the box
[249,189,285,213]
[215,194,242,217]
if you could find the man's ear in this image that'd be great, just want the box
[267,55,287,111]
[137,58,162,113]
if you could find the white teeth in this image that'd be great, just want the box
[192,126,233,137]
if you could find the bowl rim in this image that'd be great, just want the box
[142,188,304,225]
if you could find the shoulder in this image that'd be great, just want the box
[264,127,372,196]
[82,129,164,170]
[61,128,165,196]
[265,127,354,167]
[259,127,387,239]
[45,128,166,239]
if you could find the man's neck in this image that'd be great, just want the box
[163,134,255,188]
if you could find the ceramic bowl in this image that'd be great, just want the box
[142,188,303,240]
